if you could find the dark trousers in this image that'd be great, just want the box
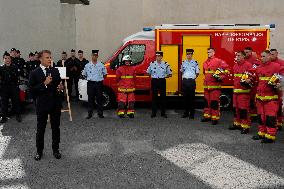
[1,85,20,117]
[67,76,79,98]
[36,107,61,154]
[182,78,196,116]
[151,78,166,115]
[87,81,103,115]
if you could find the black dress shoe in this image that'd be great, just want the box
[161,114,168,118]
[53,151,62,159]
[252,135,264,140]
[16,115,22,122]
[201,118,210,122]
[151,113,156,118]
[181,114,189,118]
[98,114,104,118]
[261,138,275,144]
[34,153,42,161]
[0,117,7,123]
[86,113,92,119]
[212,120,218,125]
[189,115,194,119]
[228,125,239,130]
[241,128,249,134]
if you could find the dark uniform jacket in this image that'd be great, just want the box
[65,57,81,77]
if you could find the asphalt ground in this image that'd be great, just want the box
[0,100,284,189]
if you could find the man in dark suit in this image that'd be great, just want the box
[29,50,64,161]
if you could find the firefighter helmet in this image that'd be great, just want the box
[268,73,281,88]
[122,55,132,62]
[240,71,254,88]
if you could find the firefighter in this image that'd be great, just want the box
[147,51,172,118]
[229,51,253,134]
[82,50,107,119]
[180,49,199,119]
[270,48,284,131]
[116,55,136,118]
[244,47,261,121]
[201,47,229,125]
[252,50,282,143]
[0,52,22,123]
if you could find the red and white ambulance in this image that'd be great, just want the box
[79,24,274,108]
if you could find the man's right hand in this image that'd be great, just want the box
[44,75,52,85]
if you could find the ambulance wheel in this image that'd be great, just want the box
[219,92,232,110]
[95,88,115,109]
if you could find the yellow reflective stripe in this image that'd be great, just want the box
[211,116,220,120]
[259,77,271,81]
[233,89,251,93]
[127,111,135,115]
[241,124,250,129]
[234,121,241,126]
[250,114,257,117]
[203,113,211,118]
[118,88,135,92]
[265,134,276,140]
[117,111,125,115]
[205,70,214,74]
[258,131,266,137]
[234,74,242,77]
[224,69,230,74]
[204,86,221,89]
[121,76,134,79]
[107,75,116,78]
[256,94,278,100]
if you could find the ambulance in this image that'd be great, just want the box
[79,24,274,108]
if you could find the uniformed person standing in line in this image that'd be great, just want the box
[147,51,172,118]
[55,51,68,67]
[82,50,107,119]
[180,49,199,119]
[78,50,89,70]
[0,52,22,123]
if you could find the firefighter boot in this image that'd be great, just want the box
[241,128,249,134]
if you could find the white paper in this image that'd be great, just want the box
[55,67,67,79]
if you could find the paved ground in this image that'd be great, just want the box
[0,101,284,189]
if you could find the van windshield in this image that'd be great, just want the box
[110,44,146,69]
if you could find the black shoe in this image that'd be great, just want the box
[252,135,264,140]
[212,120,218,125]
[161,114,168,118]
[0,117,7,123]
[86,113,92,119]
[119,114,125,118]
[98,114,104,118]
[241,128,249,134]
[278,126,282,131]
[34,153,42,161]
[201,118,210,122]
[16,115,22,122]
[181,114,189,118]
[228,125,239,130]
[261,138,275,144]
[128,114,134,118]
[53,151,62,159]
[151,113,156,118]
[189,114,194,119]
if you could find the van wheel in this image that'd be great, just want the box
[95,88,115,109]
[220,92,232,110]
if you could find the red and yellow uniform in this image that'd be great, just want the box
[232,60,253,131]
[202,56,229,123]
[116,65,136,117]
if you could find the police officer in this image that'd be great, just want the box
[82,50,107,119]
[65,49,81,101]
[0,52,22,123]
[147,51,172,118]
[78,50,89,70]
[25,52,39,79]
[180,49,199,119]
[55,51,68,67]
[13,50,26,78]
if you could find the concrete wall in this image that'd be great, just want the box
[0,0,76,61]
[76,0,284,61]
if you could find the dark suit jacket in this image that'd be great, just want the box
[29,66,62,113]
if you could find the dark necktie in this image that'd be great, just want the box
[45,67,49,77]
